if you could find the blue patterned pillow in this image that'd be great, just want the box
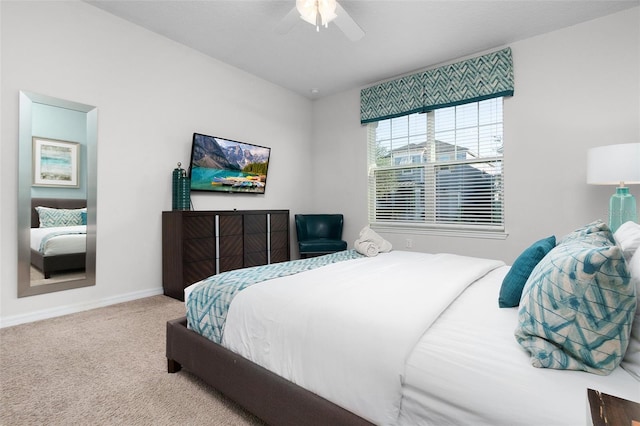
[515,232,636,375]
[36,206,86,228]
[561,219,614,246]
[499,236,556,308]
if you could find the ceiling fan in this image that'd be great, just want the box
[275,0,365,41]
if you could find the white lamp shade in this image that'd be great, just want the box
[587,143,640,185]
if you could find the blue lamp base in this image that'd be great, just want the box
[609,187,637,232]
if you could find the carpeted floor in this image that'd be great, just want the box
[29,265,86,287]
[0,295,264,425]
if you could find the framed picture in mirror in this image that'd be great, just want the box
[32,137,80,188]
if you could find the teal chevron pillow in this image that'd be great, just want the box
[36,206,86,228]
[499,236,556,308]
[515,231,636,375]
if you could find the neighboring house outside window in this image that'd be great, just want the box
[367,97,504,235]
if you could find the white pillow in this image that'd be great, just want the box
[621,248,640,380]
[614,221,640,262]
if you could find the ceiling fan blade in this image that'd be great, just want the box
[334,3,364,41]
[275,6,299,35]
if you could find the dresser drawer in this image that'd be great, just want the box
[184,238,215,262]
[219,235,243,256]
[244,213,267,234]
[270,213,288,232]
[219,255,243,273]
[245,251,268,267]
[245,232,267,254]
[218,215,242,236]
[182,259,215,287]
[270,230,288,250]
[270,248,289,264]
[183,215,214,238]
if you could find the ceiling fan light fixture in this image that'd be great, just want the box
[296,0,338,31]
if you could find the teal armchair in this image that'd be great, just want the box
[295,214,347,258]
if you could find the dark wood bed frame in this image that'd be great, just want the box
[31,198,86,279]
[166,317,374,426]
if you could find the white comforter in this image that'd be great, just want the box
[221,251,504,425]
[30,225,86,256]
[398,267,640,426]
[31,225,87,256]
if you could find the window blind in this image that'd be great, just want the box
[368,98,504,231]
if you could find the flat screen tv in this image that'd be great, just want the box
[189,133,271,194]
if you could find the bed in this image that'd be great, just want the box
[30,198,87,279]
[166,221,640,425]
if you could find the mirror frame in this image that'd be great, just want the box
[17,91,98,297]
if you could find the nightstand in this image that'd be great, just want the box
[587,388,640,426]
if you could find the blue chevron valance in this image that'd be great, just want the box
[360,47,514,124]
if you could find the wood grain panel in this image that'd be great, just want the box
[218,215,242,236]
[244,213,267,234]
[244,232,267,254]
[183,259,215,286]
[220,236,243,256]
[270,248,289,264]
[184,238,215,262]
[270,231,288,250]
[245,251,268,267]
[270,213,288,232]
[219,256,243,273]
[588,389,640,426]
[183,215,214,238]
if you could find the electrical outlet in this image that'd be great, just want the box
[405,238,412,248]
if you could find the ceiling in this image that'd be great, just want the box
[86,0,639,99]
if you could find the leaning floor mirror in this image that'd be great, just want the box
[17,91,98,297]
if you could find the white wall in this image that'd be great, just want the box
[312,7,639,264]
[0,1,313,325]
[309,87,369,246]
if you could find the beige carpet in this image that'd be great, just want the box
[30,265,86,286]
[0,295,264,425]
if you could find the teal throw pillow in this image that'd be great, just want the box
[515,233,636,375]
[36,206,86,228]
[499,236,556,308]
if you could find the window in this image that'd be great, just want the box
[368,98,504,233]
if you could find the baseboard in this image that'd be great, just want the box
[0,288,164,328]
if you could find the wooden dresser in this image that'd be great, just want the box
[162,210,290,300]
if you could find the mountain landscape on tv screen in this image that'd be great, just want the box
[190,134,270,193]
[192,135,268,170]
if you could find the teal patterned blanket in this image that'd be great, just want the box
[186,250,364,343]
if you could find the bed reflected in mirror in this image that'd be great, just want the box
[17,91,97,297]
